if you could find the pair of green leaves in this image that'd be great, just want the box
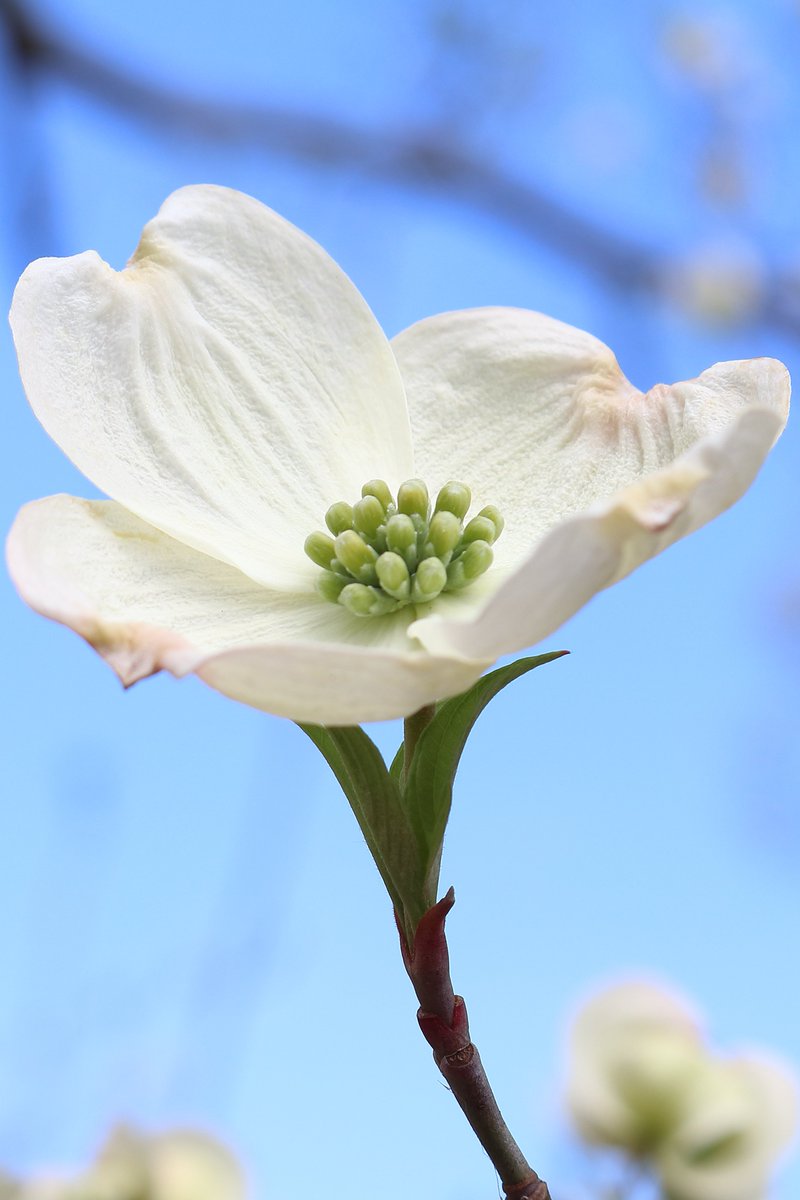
[299,651,566,944]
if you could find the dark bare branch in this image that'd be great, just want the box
[1,0,796,339]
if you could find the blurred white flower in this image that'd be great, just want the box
[2,1127,245,1200]
[566,979,706,1151]
[566,980,798,1200]
[7,186,789,723]
[656,1052,798,1200]
[667,239,766,327]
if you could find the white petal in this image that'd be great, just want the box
[394,308,639,562]
[11,185,414,590]
[394,308,785,558]
[391,310,788,658]
[7,496,490,724]
[731,1054,798,1156]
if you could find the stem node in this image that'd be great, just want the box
[396,892,552,1200]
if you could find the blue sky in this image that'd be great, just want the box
[0,1,798,1197]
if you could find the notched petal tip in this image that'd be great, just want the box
[410,394,786,663]
[11,243,108,291]
[638,496,689,533]
[10,184,415,592]
[7,494,495,724]
[6,497,202,690]
[88,622,198,689]
[696,355,791,432]
[603,460,709,542]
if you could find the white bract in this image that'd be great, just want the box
[566,981,797,1200]
[6,185,790,723]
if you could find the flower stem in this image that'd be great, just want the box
[396,890,551,1200]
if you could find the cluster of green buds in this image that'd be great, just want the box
[305,478,504,617]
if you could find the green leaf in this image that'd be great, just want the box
[400,651,568,905]
[300,651,566,938]
[298,723,427,932]
[388,742,405,786]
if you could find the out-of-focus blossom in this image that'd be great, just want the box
[656,1052,798,1200]
[666,239,765,327]
[566,979,705,1151]
[566,980,797,1199]
[0,1127,245,1200]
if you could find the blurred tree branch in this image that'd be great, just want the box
[2,0,799,339]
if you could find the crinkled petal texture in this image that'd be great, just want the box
[566,980,705,1151]
[394,309,789,659]
[656,1054,798,1200]
[7,496,490,724]
[10,185,414,591]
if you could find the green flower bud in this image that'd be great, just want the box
[446,540,493,590]
[462,515,498,544]
[361,479,394,509]
[334,530,379,584]
[435,481,471,520]
[339,583,399,617]
[462,539,493,578]
[478,504,504,538]
[425,510,462,561]
[316,572,348,603]
[353,495,385,539]
[386,513,416,554]
[304,531,337,570]
[412,556,447,602]
[371,593,402,615]
[338,582,374,616]
[325,501,354,535]
[386,513,419,570]
[397,478,429,520]
[376,551,411,600]
[309,478,504,616]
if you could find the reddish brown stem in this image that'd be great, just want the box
[396,889,552,1200]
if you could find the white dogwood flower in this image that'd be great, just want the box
[565,979,706,1150]
[3,1127,245,1200]
[566,980,797,1200]
[6,185,790,723]
[656,1052,797,1200]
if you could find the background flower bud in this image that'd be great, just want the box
[565,980,706,1152]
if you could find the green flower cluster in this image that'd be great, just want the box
[305,478,503,617]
